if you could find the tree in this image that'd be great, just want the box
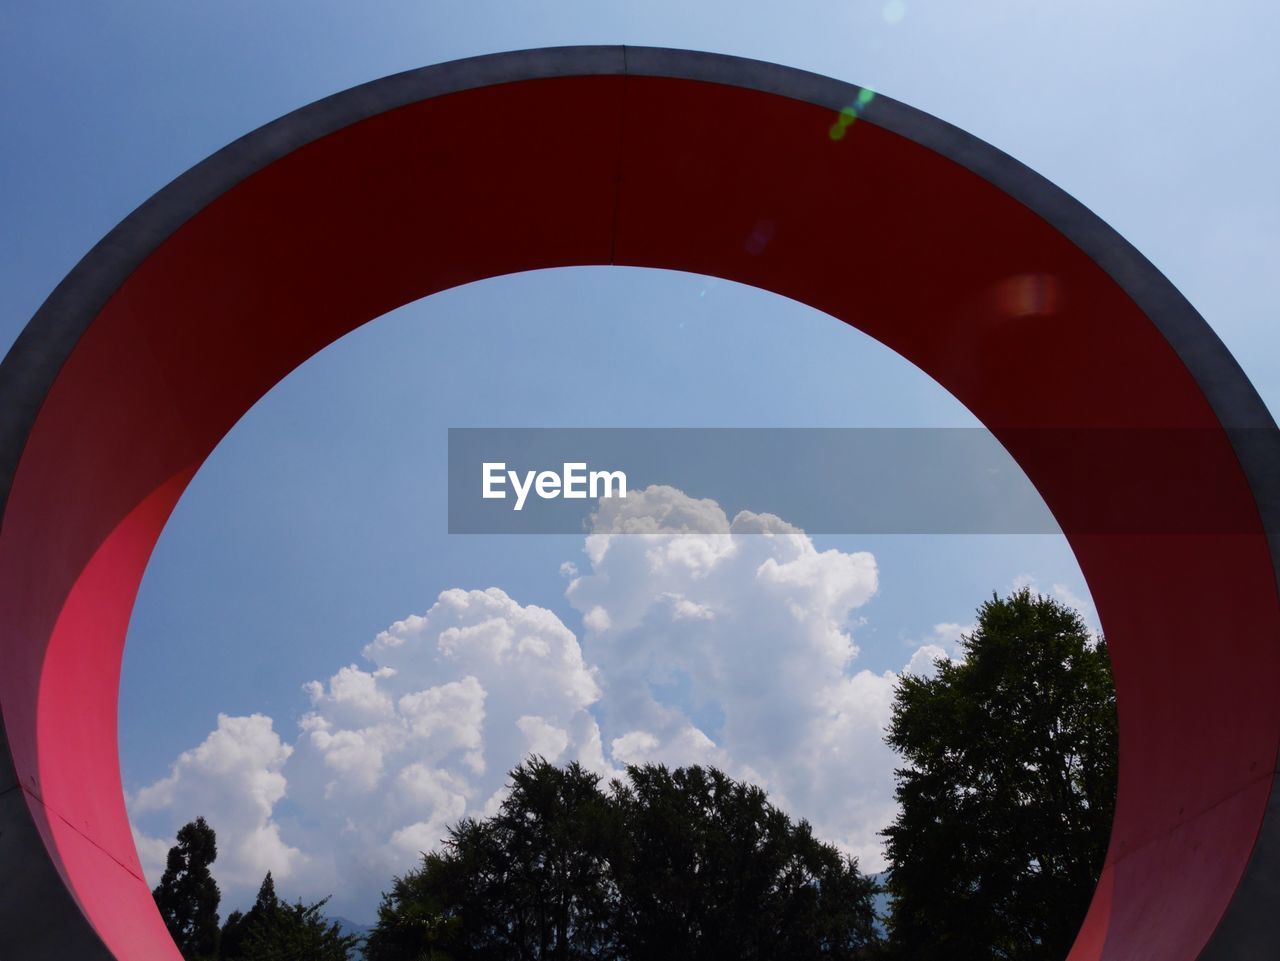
[367,758,621,961]
[153,816,222,961]
[235,896,358,961]
[220,871,358,961]
[366,758,881,961]
[881,588,1118,961]
[610,763,879,961]
[219,872,279,961]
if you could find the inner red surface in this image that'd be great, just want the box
[0,74,1275,961]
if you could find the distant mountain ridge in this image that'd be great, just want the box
[331,917,373,959]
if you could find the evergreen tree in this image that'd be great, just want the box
[881,588,1118,961]
[153,816,222,961]
[237,895,358,961]
[220,871,357,961]
[219,872,279,961]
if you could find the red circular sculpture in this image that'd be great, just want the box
[1,47,1277,960]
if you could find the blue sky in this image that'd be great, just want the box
[3,0,1277,921]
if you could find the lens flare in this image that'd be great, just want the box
[744,218,777,255]
[828,89,876,141]
[993,273,1062,318]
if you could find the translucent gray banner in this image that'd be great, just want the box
[447,428,1270,535]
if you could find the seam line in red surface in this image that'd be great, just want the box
[22,784,147,885]
[1109,765,1278,869]
[607,46,629,265]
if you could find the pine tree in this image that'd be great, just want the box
[221,872,357,961]
[239,894,358,961]
[219,872,279,961]
[153,816,222,961]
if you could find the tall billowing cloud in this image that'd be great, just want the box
[132,714,303,890]
[130,486,950,918]
[568,486,896,862]
[286,585,611,904]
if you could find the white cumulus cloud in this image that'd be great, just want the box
[132,485,1031,919]
[565,486,893,865]
[131,714,304,891]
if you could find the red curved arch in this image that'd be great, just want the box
[1,48,1277,960]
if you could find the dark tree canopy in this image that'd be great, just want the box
[155,591,1116,961]
[153,816,222,961]
[611,764,879,961]
[881,588,1118,961]
[220,870,357,961]
[365,758,880,961]
[219,872,279,961]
